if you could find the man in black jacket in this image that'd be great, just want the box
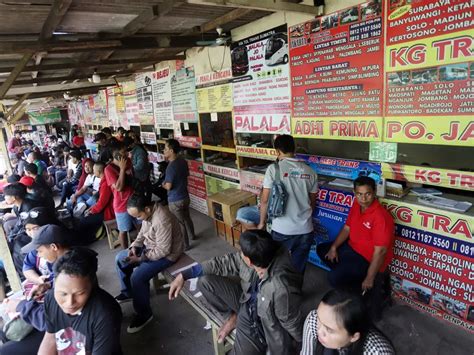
[3,183,42,275]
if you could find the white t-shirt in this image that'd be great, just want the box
[67,159,79,174]
[84,174,101,192]
[263,158,318,235]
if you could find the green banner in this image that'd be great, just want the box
[369,142,398,163]
[28,108,62,125]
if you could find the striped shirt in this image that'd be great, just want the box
[301,310,395,355]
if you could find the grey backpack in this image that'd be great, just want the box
[267,161,288,219]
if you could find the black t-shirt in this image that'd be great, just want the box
[44,287,122,355]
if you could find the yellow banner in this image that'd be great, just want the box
[386,30,474,72]
[196,83,232,113]
[235,146,277,161]
[384,116,474,146]
[382,163,474,192]
[292,117,383,141]
[381,197,474,243]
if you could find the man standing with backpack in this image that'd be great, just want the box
[258,135,318,273]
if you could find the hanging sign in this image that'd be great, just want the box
[152,68,174,130]
[171,67,198,122]
[135,72,154,125]
[384,0,474,146]
[231,25,291,134]
[289,1,384,140]
[381,197,474,332]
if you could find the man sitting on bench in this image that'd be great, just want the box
[115,194,184,334]
[317,176,395,320]
[169,229,303,355]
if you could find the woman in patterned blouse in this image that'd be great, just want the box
[301,289,395,355]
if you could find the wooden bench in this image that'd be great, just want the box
[103,220,139,249]
[158,254,235,355]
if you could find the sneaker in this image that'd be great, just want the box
[127,314,154,334]
[115,293,132,304]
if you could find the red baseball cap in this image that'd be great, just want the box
[19,176,35,187]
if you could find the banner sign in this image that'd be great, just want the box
[239,170,265,195]
[135,72,154,125]
[369,142,398,163]
[384,116,473,146]
[382,163,474,192]
[308,186,354,270]
[235,146,277,161]
[203,163,239,181]
[106,87,119,127]
[152,68,174,129]
[205,175,240,196]
[384,0,474,146]
[122,81,140,126]
[67,102,79,126]
[177,136,201,149]
[196,84,232,113]
[381,198,474,332]
[196,68,233,86]
[187,160,208,215]
[231,25,291,134]
[289,1,384,140]
[297,154,382,183]
[196,69,233,113]
[28,108,62,125]
[234,104,290,134]
[140,131,156,145]
[292,117,383,140]
[94,91,107,126]
[171,67,198,122]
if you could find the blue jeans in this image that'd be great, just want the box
[316,242,369,290]
[236,206,260,225]
[271,230,314,273]
[115,249,174,317]
[55,169,67,188]
[60,180,78,205]
[67,193,98,212]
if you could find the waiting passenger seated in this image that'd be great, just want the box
[2,183,42,276]
[115,194,184,333]
[317,176,395,320]
[169,229,303,355]
[301,289,394,354]
[67,160,100,216]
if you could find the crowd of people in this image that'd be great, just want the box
[0,128,396,354]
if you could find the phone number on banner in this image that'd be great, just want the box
[396,224,474,258]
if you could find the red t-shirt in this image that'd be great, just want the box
[72,136,85,147]
[104,163,133,213]
[346,199,395,271]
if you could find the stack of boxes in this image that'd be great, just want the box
[207,188,256,249]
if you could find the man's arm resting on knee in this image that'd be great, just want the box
[38,332,57,355]
[362,246,387,291]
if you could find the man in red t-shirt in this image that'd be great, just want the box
[104,142,134,248]
[317,176,394,295]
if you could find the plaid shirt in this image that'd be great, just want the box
[301,310,395,355]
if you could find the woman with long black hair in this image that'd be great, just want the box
[301,289,395,355]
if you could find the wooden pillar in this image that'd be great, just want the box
[0,227,21,293]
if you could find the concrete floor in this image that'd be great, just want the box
[92,209,474,355]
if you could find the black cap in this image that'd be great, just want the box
[21,224,71,254]
[93,132,106,142]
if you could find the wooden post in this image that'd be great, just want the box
[0,227,21,293]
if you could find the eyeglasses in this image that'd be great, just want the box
[20,210,42,220]
[25,225,40,234]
